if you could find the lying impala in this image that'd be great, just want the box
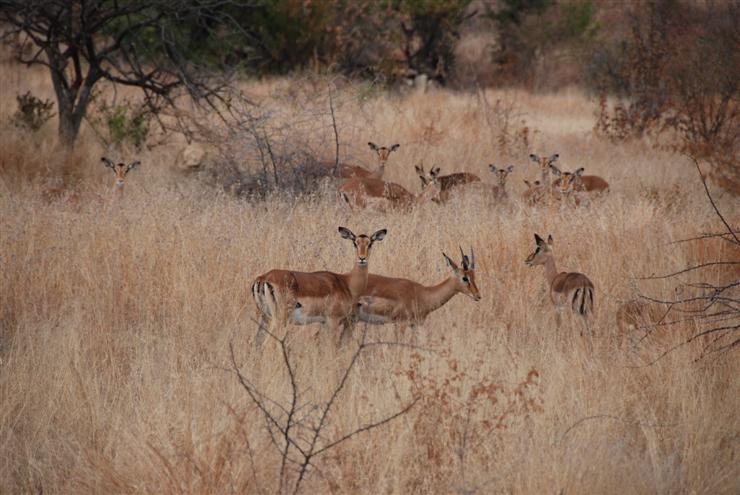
[101,157,141,198]
[356,247,480,328]
[551,165,609,197]
[251,227,387,346]
[42,157,141,205]
[415,164,480,202]
[525,234,594,333]
[339,173,441,211]
[324,142,400,179]
[488,164,514,201]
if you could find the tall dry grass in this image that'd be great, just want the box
[1,60,738,494]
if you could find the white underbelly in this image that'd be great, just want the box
[289,306,326,325]
[356,304,392,324]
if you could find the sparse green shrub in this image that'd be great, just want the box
[11,91,55,132]
[90,99,151,150]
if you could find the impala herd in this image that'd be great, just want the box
[59,144,657,348]
[252,142,611,348]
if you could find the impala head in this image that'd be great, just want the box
[523,179,541,189]
[489,164,514,188]
[525,233,554,266]
[338,226,387,266]
[415,163,442,189]
[550,165,584,195]
[102,157,140,187]
[442,247,481,301]
[368,142,400,168]
[529,153,559,182]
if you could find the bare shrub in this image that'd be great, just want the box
[594,1,740,194]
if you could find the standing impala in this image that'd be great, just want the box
[415,164,480,202]
[251,227,387,346]
[101,157,141,198]
[525,234,594,333]
[356,247,481,329]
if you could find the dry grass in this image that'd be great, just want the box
[1,58,738,494]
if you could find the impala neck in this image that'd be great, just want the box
[418,277,459,316]
[346,261,369,298]
[540,168,551,187]
[543,254,559,286]
[369,163,385,179]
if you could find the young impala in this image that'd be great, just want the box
[488,164,514,201]
[356,247,481,330]
[251,227,387,347]
[326,142,400,179]
[101,157,141,198]
[549,165,586,206]
[339,173,441,212]
[525,234,594,334]
[551,165,609,197]
[415,164,480,202]
[529,153,559,188]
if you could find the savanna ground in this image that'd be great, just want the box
[1,56,739,494]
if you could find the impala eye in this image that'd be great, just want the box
[462,276,469,283]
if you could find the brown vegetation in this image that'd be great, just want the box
[0,61,738,494]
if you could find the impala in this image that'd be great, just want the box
[339,174,440,212]
[356,247,481,329]
[549,165,586,206]
[326,142,400,179]
[415,164,480,202]
[551,165,609,194]
[488,164,514,201]
[525,234,594,332]
[251,227,387,347]
[101,157,141,198]
[521,179,548,206]
[528,153,559,188]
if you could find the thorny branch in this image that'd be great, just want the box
[228,325,418,494]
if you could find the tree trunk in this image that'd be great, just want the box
[58,106,84,148]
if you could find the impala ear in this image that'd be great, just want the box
[101,157,114,169]
[368,142,378,151]
[415,164,424,175]
[431,166,441,176]
[442,252,459,271]
[529,154,540,163]
[489,164,497,172]
[534,233,545,246]
[575,167,585,176]
[127,160,141,171]
[549,164,562,176]
[506,164,514,173]
[549,154,559,163]
[371,229,387,242]
[338,227,356,241]
[547,235,554,246]
[390,144,400,151]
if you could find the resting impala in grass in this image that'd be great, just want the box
[529,153,560,188]
[356,247,481,329]
[251,227,387,347]
[525,234,594,333]
[101,157,141,198]
[488,164,514,201]
[325,142,400,179]
[42,157,141,205]
[415,164,480,202]
[549,165,587,206]
[339,173,441,212]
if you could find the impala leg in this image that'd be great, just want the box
[254,311,269,349]
[338,317,355,347]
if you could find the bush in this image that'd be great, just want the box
[594,1,739,194]
[11,91,54,132]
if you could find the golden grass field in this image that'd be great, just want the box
[1,58,739,494]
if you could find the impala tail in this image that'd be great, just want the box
[252,279,278,318]
[571,285,594,316]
